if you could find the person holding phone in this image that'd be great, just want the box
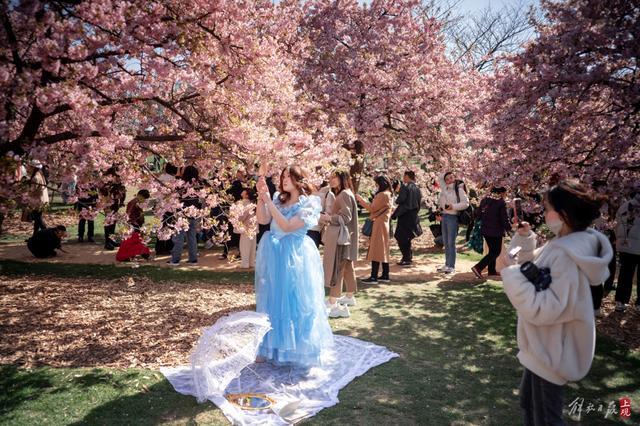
[437,172,469,273]
[497,180,613,425]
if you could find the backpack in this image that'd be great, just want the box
[455,183,473,226]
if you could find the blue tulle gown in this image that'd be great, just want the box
[255,192,334,367]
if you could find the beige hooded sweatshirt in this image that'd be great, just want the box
[502,229,613,385]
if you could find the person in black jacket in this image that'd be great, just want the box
[99,167,126,250]
[75,186,98,243]
[27,225,67,258]
[471,187,511,278]
[391,171,423,266]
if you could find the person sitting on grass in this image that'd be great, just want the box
[126,189,151,231]
[27,225,68,258]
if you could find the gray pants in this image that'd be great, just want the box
[171,217,198,263]
[520,368,565,426]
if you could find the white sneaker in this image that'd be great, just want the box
[443,267,456,274]
[436,265,447,272]
[615,302,626,312]
[337,295,356,306]
[328,303,350,318]
[594,308,603,318]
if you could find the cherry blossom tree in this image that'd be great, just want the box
[297,0,485,190]
[476,0,640,194]
[0,0,338,238]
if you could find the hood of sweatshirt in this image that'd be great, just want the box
[438,172,454,192]
[549,229,613,285]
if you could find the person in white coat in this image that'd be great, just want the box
[236,189,257,269]
[437,172,469,273]
[508,221,537,264]
[497,180,613,426]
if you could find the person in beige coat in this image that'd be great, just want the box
[356,175,393,283]
[498,180,612,426]
[320,170,359,318]
[27,161,49,237]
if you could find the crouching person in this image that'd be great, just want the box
[497,180,613,425]
[27,225,68,258]
[116,231,151,262]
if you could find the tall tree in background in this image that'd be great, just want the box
[476,0,640,192]
[298,0,483,190]
[0,0,338,235]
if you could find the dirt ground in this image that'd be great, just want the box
[0,275,256,368]
[2,217,638,369]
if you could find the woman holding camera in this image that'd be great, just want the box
[497,180,613,425]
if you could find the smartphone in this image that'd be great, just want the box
[508,246,522,259]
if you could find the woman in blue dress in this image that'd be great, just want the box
[255,165,334,367]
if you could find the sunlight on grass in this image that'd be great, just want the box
[1,263,638,425]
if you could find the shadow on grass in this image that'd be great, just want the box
[318,280,640,425]
[0,365,223,426]
[0,260,252,284]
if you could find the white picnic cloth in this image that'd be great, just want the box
[161,335,398,425]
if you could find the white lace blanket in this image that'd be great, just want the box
[161,335,398,425]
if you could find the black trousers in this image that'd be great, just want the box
[474,235,502,275]
[465,219,475,242]
[78,219,94,239]
[223,224,241,255]
[371,261,389,279]
[396,238,413,262]
[32,210,47,236]
[615,252,640,305]
[605,245,617,291]
[104,223,116,241]
[591,245,618,309]
[307,230,322,248]
[27,240,56,259]
[520,368,565,426]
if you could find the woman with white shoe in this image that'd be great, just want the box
[321,170,359,318]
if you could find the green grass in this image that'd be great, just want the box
[1,265,638,425]
[0,260,252,284]
[0,366,225,425]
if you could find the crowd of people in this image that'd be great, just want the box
[15,160,640,321]
[10,158,640,425]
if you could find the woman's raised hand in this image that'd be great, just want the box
[258,190,271,204]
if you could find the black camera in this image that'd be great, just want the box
[520,262,552,292]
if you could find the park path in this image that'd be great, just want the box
[0,238,480,283]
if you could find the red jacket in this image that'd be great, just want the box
[116,232,150,261]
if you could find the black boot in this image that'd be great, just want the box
[363,262,379,284]
[379,262,390,282]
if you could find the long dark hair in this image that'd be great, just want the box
[374,175,391,194]
[331,170,353,195]
[278,166,316,204]
[545,179,605,232]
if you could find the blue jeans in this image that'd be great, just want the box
[441,214,459,268]
[171,217,198,263]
